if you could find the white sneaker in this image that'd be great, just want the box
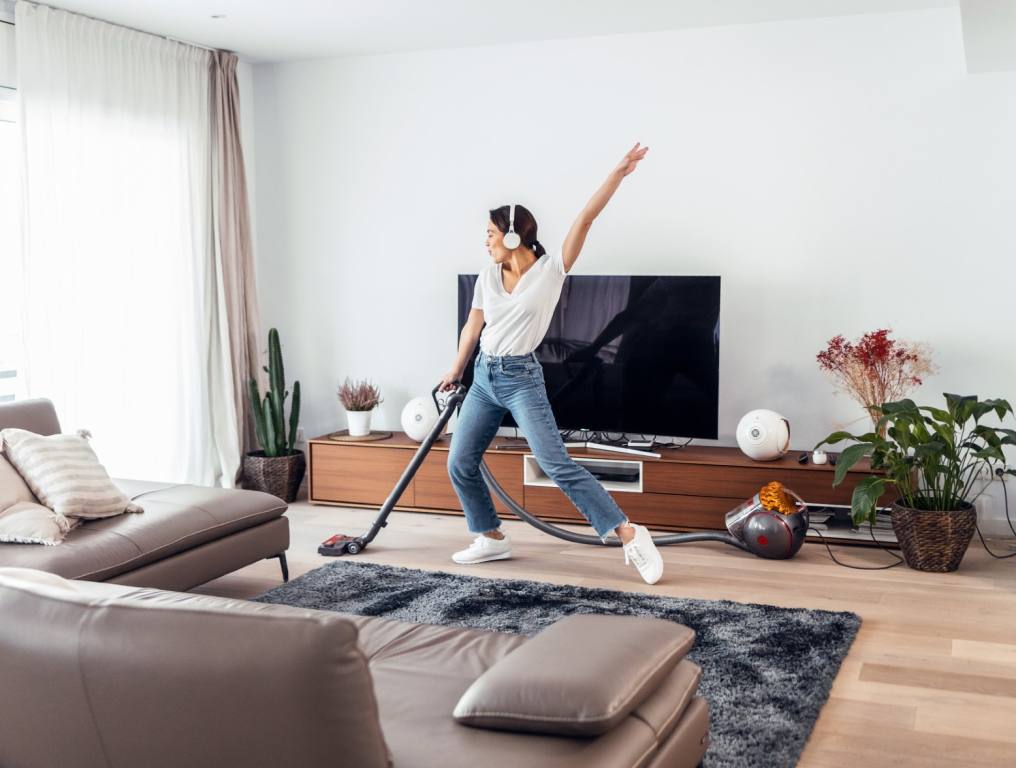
[452,533,512,564]
[622,524,664,584]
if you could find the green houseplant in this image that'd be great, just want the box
[242,328,305,502]
[817,394,1015,572]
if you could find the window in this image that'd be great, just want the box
[0,88,24,402]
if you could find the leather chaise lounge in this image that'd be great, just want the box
[0,568,712,767]
[0,398,290,590]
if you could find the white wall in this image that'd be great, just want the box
[961,0,1016,73]
[250,8,1016,527]
[0,19,15,89]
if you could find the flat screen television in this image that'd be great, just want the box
[456,274,720,439]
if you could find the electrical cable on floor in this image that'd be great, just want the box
[976,470,1016,560]
[997,467,1016,539]
[810,524,904,570]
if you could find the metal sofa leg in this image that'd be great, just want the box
[268,552,289,582]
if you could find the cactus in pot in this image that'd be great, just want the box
[248,328,301,457]
[242,328,306,501]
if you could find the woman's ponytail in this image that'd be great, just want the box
[529,239,547,258]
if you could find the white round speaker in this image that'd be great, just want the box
[401,396,439,442]
[736,409,791,461]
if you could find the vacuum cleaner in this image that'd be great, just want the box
[319,383,809,560]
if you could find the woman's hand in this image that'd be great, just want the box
[438,369,463,392]
[613,142,649,178]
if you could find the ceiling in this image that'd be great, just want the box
[26,0,958,63]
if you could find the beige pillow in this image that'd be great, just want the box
[0,501,80,545]
[453,614,697,736]
[0,454,36,511]
[0,428,143,519]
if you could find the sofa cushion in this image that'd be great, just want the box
[370,665,660,768]
[346,612,528,673]
[0,397,62,436]
[453,614,696,736]
[0,480,287,580]
[347,613,700,768]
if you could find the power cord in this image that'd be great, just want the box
[810,520,905,570]
[1005,472,1016,537]
[554,430,694,450]
[976,468,1016,560]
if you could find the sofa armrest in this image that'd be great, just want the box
[0,567,392,768]
[453,613,696,736]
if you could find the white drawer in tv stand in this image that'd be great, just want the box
[522,454,643,493]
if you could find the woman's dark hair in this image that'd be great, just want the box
[490,204,547,258]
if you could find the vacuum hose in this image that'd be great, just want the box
[477,460,752,552]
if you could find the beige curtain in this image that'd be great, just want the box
[16,2,240,487]
[210,50,264,484]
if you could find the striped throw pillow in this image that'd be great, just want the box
[0,428,143,519]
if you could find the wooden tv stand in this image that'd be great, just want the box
[308,432,891,547]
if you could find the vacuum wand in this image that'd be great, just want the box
[318,383,467,556]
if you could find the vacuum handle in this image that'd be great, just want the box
[432,381,466,413]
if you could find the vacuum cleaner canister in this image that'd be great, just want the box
[725,482,809,559]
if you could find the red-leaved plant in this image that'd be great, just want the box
[817,329,935,434]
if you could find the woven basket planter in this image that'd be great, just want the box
[242,450,306,503]
[891,502,976,572]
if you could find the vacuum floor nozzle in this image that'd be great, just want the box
[319,533,363,556]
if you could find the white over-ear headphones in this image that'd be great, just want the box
[503,203,521,250]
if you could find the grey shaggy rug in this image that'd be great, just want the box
[255,561,860,768]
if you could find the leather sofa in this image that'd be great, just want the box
[0,398,289,590]
[0,567,711,768]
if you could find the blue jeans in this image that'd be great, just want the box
[447,350,628,541]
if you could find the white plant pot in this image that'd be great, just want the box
[346,409,372,437]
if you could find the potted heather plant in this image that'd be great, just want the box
[817,394,1015,572]
[338,378,383,437]
[243,328,304,502]
[817,329,934,436]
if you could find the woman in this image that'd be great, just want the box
[438,142,664,585]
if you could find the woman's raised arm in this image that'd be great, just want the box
[560,142,649,273]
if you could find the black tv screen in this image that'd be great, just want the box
[456,274,720,439]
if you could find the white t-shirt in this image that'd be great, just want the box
[471,247,568,356]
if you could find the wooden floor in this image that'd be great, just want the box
[196,501,1016,767]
